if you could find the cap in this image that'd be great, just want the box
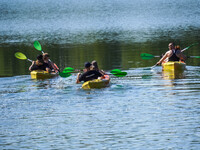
[84,62,91,68]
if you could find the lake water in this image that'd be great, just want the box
[0,0,200,149]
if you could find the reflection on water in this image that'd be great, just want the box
[162,70,186,80]
[0,39,200,77]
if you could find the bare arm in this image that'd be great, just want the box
[156,52,168,65]
[29,61,35,71]
[76,73,81,84]
[51,62,60,72]
[46,67,51,73]
[99,70,106,75]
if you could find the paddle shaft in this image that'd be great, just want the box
[154,56,160,58]
[63,69,127,77]
[151,64,157,68]
[152,43,198,67]
[33,40,55,65]
[181,43,199,52]
[189,56,200,58]
[39,49,59,72]
[27,59,33,62]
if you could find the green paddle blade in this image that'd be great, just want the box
[33,40,42,51]
[186,43,199,49]
[140,53,155,60]
[110,69,121,74]
[112,72,127,77]
[190,56,200,58]
[63,67,75,73]
[15,52,27,60]
[59,72,72,78]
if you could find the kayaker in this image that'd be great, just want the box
[91,60,106,75]
[76,62,104,83]
[43,53,60,73]
[156,42,186,65]
[29,55,50,72]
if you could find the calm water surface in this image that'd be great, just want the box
[0,0,200,149]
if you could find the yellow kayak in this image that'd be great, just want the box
[162,61,186,72]
[30,70,58,79]
[82,75,110,89]
[162,61,186,79]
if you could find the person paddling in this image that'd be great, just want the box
[43,53,59,73]
[156,42,186,65]
[91,60,106,75]
[29,55,50,72]
[76,62,104,84]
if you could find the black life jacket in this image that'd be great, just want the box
[168,50,180,61]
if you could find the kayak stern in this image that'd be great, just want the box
[31,70,58,79]
[82,75,110,89]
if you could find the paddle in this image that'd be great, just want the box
[188,56,200,58]
[15,52,71,78]
[141,43,199,60]
[33,40,44,53]
[140,53,162,69]
[140,53,160,60]
[58,72,72,78]
[181,43,199,52]
[110,69,127,77]
[140,53,160,69]
[141,43,199,69]
[15,52,33,62]
[111,71,127,77]
[142,65,157,70]
[62,67,75,73]
[142,55,200,70]
[110,69,121,74]
[33,40,59,71]
[62,67,127,77]
[141,53,200,61]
